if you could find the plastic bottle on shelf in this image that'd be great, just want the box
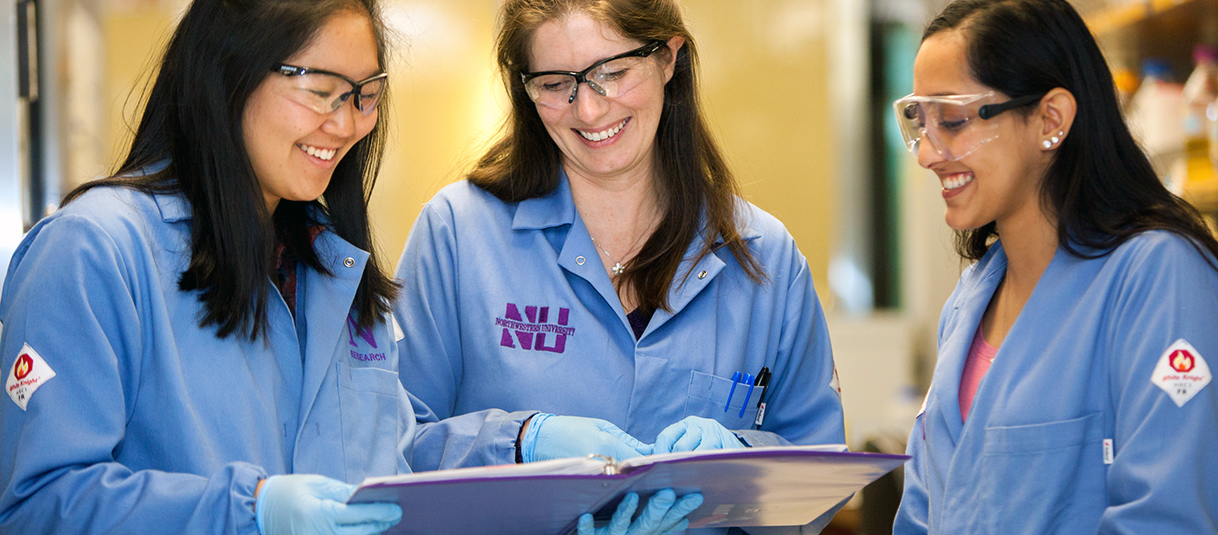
[1129,58,1186,189]
[1182,46,1218,170]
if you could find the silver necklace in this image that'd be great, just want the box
[590,236,627,275]
[589,209,660,277]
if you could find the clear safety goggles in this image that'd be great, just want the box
[271,64,388,116]
[520,40,666,109]
[893,91,1045,161]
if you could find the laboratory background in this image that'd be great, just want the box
[1,0,1213,533]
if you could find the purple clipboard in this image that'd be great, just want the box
[348,446,909,534]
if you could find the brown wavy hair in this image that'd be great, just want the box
[470,0,765,313]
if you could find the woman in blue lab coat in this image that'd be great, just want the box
[892,0,1218,533]
[0,0,698,534]
[395,0,845,532]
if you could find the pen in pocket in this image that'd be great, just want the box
[724,371,755,416]
[753,366,771,428]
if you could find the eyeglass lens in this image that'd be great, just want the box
[274,70,387,116]
[524,53,659,108]
[897,99,996,161]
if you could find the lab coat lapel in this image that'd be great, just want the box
[557,214,636,335]
[969,247,1085,412]
[296,231,368,436]
[933,245,1008,444]
[515,170,642,336]
[644,231,743,337]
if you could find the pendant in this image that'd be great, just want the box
[612,262,624,275]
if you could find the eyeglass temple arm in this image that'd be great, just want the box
[977,92,1048,120]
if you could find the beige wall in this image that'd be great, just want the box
[102,7,176,175]
[98,0,837,301]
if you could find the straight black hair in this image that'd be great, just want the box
[64,0,398,340]
[926,0,1218,266]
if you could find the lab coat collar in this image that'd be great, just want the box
[150,188,367,437]
[511,168,761,243]
[153,190,192,223]
[295,230,370,449]
[153,191,341,231]
[523,167,761,339]
[511,169,578,231]
[930,243,1007,444]
[933,240,1078,444]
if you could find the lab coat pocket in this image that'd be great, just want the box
[337,361,402,483]
[975,412,1106,534]
[684,370,762,427]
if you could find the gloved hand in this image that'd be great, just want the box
[255,474,402,535]
[577,489,705,535]
[521,413,653,463]
[652,416,748,454]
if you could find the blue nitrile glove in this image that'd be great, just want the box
[521,413,653,463]
[652,416,748,454]
[577,489,705,535]
[255,474,402,535]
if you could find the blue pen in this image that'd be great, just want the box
[724,371,742,412]
[739,373,756,418]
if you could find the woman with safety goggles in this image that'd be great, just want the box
[392,1,845,532]
[893,1,1218,533]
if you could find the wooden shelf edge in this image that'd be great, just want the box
[1086,0,1197,37]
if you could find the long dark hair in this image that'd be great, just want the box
[471,0,765,314]
[926,0,1218,265]
[63,0,398,340]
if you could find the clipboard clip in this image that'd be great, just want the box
[588,454,620,475]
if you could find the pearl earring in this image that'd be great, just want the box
[1051,136,1060,144]
[1043,140,1052,149]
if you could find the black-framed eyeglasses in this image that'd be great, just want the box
[520,40,667,108]
[271,63,389,116]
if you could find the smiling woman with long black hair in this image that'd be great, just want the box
[0,1,410,533]
[893,1,1218,533]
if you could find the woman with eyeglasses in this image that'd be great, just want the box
[0,0,697,534]
[394,1,845,531]
[893,0,1218,533]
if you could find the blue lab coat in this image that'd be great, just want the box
[395,174,846,533]
[894,232,1218,534]
[0,187,416,535]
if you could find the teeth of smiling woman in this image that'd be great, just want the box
[578,119,628,142]
[941,172,975,191]
[300,144,336,161]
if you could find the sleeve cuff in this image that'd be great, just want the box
[518,413,554,463]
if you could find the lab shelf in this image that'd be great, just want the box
[1084,0,1218,215]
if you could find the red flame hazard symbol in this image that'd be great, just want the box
[1170,350,1196,373]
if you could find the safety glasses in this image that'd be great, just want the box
[893,91,1045,161]
[520,41,666,109]
[270,64,388,116]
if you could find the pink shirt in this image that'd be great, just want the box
[959,325,998,422]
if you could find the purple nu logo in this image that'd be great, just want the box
[495,303,576,354]
[346,315,387,362]
[347,316,378,348]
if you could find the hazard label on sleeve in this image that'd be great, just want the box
[1150,339,1211,408]
[6,344,56,411]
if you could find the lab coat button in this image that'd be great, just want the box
[343,257,356,268]
[698,270,708,279]
[576,256,586,266]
